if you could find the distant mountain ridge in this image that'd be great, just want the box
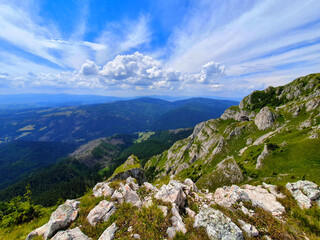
[0,97,237,143]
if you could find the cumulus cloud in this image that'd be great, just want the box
[80,60,100,75]
[4,52,225,92]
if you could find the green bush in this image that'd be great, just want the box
[0,185,43,227]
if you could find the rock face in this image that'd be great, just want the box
[26,200,80,240]
[87,200,116,226]
[286,180,320,209]
[254,107,277,130]
[202,157,243,190]
[93,182,114,198]
[154,180,186,207]
[109,168,146,185]
[256,144,269,169]
[98,222,118,240]
[51,227,90,240]
[214,184,285,216]
[194,207,243,240]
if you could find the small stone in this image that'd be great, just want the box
[158,205,168,217]
[238,219,259,237]
[132,233,141,239]
[186,207,196,218]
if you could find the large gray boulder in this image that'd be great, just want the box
[92,182,114,198]
[286,180,320,209]
[51,227,91,240]
[26,200,80,240]
[254,107,277,130]
[214,185,250,208]
[26,223,48,240]
[154,180,186,207]
[98,222,118,240]
[120,183,142,207]
[242,185,285,216]
[45,200,80,239]
[214,184,285,216]
[87,200,116,226]
[194,207,243,240]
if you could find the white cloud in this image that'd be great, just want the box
[80,60,100,75]
[2,52,226,92]
[167,0,320,79]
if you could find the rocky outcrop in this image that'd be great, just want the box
[256,144,269,169]
[120,183,142,207]
[194,206,243,240]
[92,182,114,198]
[214,184,285,216]
[98,222,118,240]
[166,203,187,238]
[154,180,186,207]
[184,178,199,192]
[254,107,277,130]
[198,157,243,190]
[109,168,146,185]
[286,180,320,209]
[51,227,91,240]
[27,200,80,240]
[87,200,116,226]
[220,108,254,122]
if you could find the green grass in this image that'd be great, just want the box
[111,155,141,177]
[0,206,54,240]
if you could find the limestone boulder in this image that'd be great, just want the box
[242,185,285,216]
[87,200,116,226]
[194,207,243,240]
[254,107,277,130]
[154,180,186,207]
[286,180,320,209]
[44,200,80,239]
[120,184,142,207]
[51,227,91,240]
[166,204,187,238]
[93,182,114,198]
[98,222,118,240]
[237,220,259,238]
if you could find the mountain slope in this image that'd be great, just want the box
[0,129,192,206]
[145,73,320,190]
[0,97,237,143]
[0,141,76,189]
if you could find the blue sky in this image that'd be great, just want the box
[0,0,320,98]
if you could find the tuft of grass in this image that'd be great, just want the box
[112,203,171,239]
